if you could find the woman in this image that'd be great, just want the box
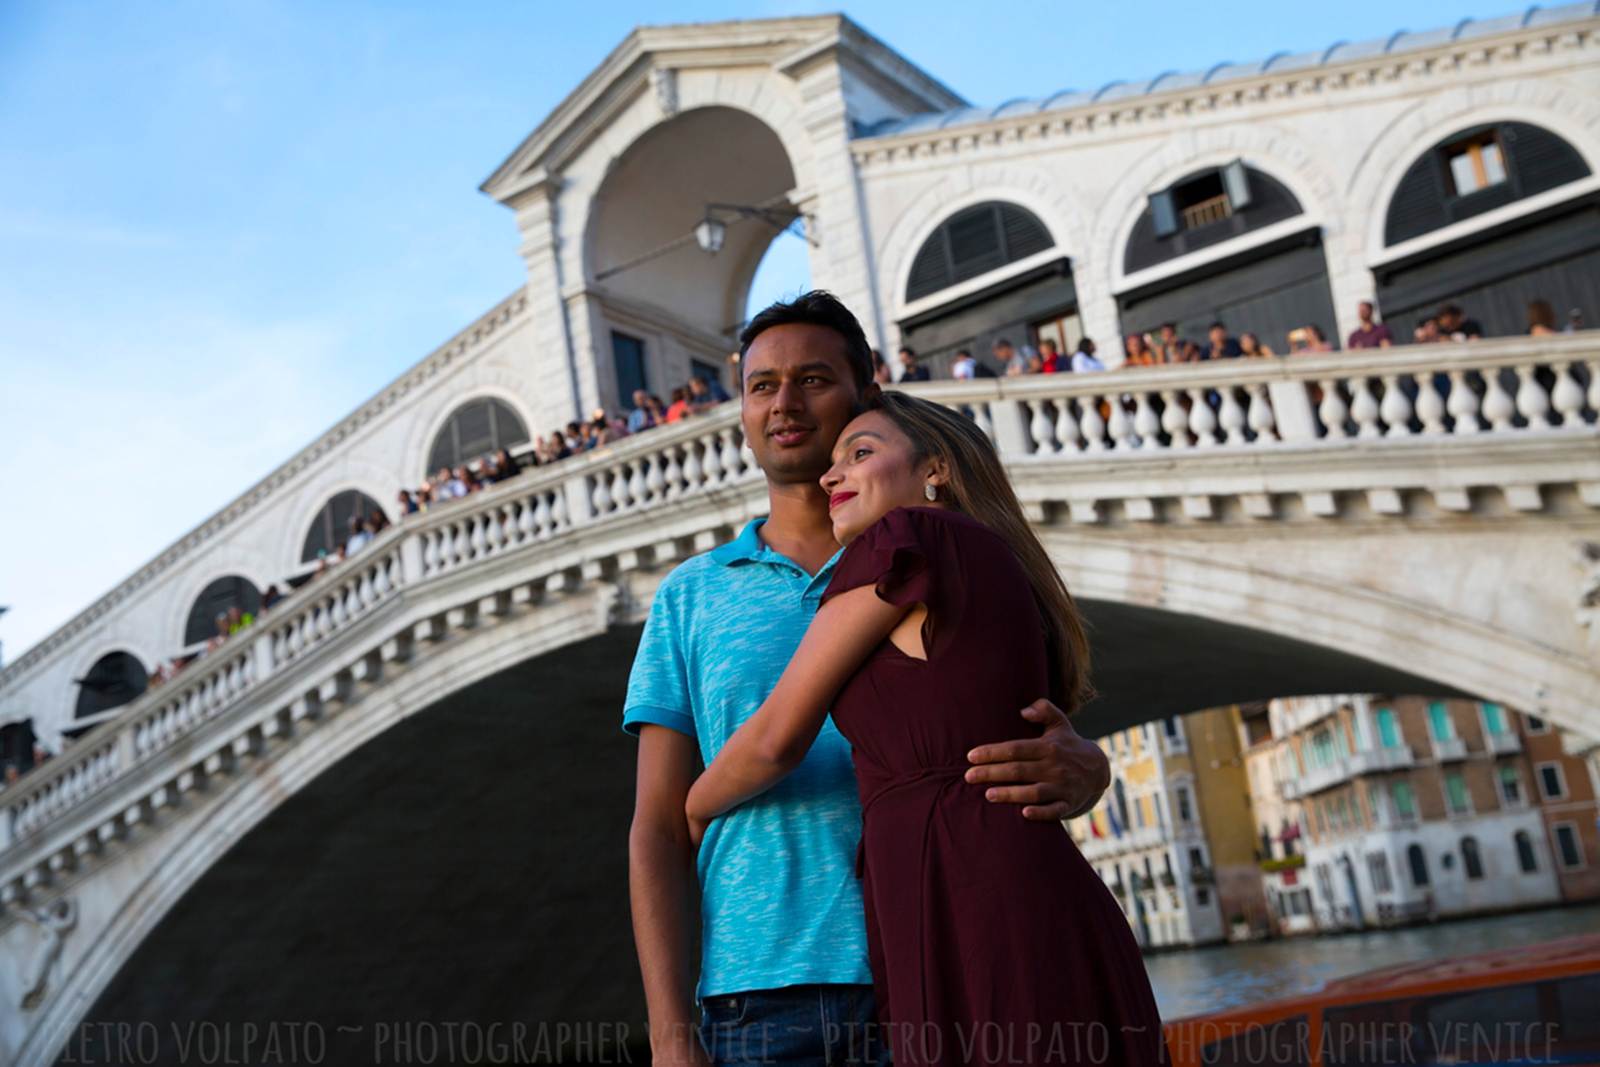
[1123,332,1160,367]
[1239,331,1274,358]
[1528,299,1558,335]
[685,391,1167,1066]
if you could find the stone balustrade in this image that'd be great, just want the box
[1,335,1596,867]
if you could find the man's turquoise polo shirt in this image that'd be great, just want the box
[622,518,871,1000]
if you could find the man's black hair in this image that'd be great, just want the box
[738,290,874,390]
[1160,321,1178,333]
[1209,321,1227,332]
[956,348,972,359]
[898,345,917,359]
[992,337,1014,349]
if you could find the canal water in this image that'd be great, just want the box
[1145,901,1600,1020]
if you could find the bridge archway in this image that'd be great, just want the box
[580,105,803,411]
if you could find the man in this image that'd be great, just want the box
[1156,321,1187,363]
[624,291,1111,1066]
[949,348,978,380]
[689,375,732,411]
[994,336,1028,377]
[1204,321,1242,360]
[627,390,657,434]
[1346,301,1393,349]
[1437,303,1482,342]
[897,345,931,382]
[1070,337,1106,372]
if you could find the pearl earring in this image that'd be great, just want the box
[924,483,938,501]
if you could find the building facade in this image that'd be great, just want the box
[1244,694,1600,936]
[1069,706,1266,948]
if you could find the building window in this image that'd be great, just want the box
[426,397,530,475]
[1196,887,1210,907]
[1367,851,1393,893]
[1515,830,1539,873]
[183,575,263,648]
[1153,792,1166,830]
[611,332,649,404]
[1498,766,1523,807]
[1525,714,1550,734]
[301,490,387,564]
[1480,702,1508,735]
[1554,823,1585,870]
[1444,772,1471,815]
[1427,702,1455,742]
[905,201,1055,303]
[689,357,724,392]
[1176,786,1193,824]
[1537,762,1568,801]
[1392,780,1417,819]
[74,651,149,719]
[1407,843,1430,888]
[1443,131,1508,197]
[1375,707,1400,748]
[1461,836,1485,880]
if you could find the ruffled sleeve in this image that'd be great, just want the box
[821,507,968,660]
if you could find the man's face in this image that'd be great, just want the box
[1358,302,1373,322]
[898,349,914,367]
[741,323,862,486]
[993,343,1013,363]
[1209,325,1226,345]
[1160,325,1177,343]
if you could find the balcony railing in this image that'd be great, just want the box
[2,335,1597,857]
[1282,744,1415,799]
[1180,194,1233,229]
[1078,824,1167,860]
[1486,731,1522,755]
[1260,854,1307,873]
[1433,736,1469,761]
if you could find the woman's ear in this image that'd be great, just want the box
[926,458,952,487]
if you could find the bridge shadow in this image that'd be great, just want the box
[68,601,1457,1064]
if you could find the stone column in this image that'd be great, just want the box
[509,176,586,428]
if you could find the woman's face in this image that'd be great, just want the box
[819,411,944,544]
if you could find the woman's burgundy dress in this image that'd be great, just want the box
[821,507,1168,1067]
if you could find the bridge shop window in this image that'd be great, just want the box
[1375,121,1598,339]
[183,575,263,648]
[899,202,1071,378]
[1384,122,1590,246]
[905,201,1054,303]
[426,397,530,476]
[1124,162,1303,275]
[74,651,148,720]
[301,490,387,564]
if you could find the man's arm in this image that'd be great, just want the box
[629,725,710,1066]
[964,700,1111,821]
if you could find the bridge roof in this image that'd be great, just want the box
[856,2,1600,140]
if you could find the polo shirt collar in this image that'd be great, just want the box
[709,518,845,579]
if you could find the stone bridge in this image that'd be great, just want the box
[1,336,1597,1065]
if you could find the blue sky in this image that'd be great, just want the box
[0,0,1522,662]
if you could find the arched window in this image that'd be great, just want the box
[302,490,386,564]
[1123,164,1303,275]
[74,651,148,719]
[184,576,262,647]
[426,397,530,475]
[1385,122,1590,245]
[905,202,1053,303]
[1461,836,1485,881]
[1407,843,1430,888]
[1514,830,1538,874]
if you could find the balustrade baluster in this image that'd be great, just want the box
[1481,368,1516,431]
[533,492,554,537]
[1246,384,1277,440]
[468,517,487,559]
[1161,390,1190,448]
[1133,394,1161,448]
[1379,375,1413,437]
[720,428,742,480]
[1515,364,1551,429]
[1030,401,1057,454]
[1414,373,1446,434]
[592,472,614,515]
[1446,370,1481,433]
[972,404,995,441]
[1107,395,1134,450]
[1587,359,1600,417]
[1349,378,1381,437]
[628,461,648,504]
[683,442,704,492]
[1187,389,1217,447]
[551,488,569,530]
[1318,380,1349,439]
[486,508,506,553]
[702,433,723,482]
[614,465,635,511]
[663,447,684,498]
[1551,362,1584,426]
[1080,396,1108,452]
[1054,400,1082,453]
[1217,388,1246,445]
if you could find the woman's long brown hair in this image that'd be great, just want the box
[867,390,1095,714]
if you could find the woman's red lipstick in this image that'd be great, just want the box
[829,491,857,511]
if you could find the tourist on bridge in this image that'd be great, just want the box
[625,292,1147,1067]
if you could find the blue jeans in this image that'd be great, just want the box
[698,983,891,1066]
